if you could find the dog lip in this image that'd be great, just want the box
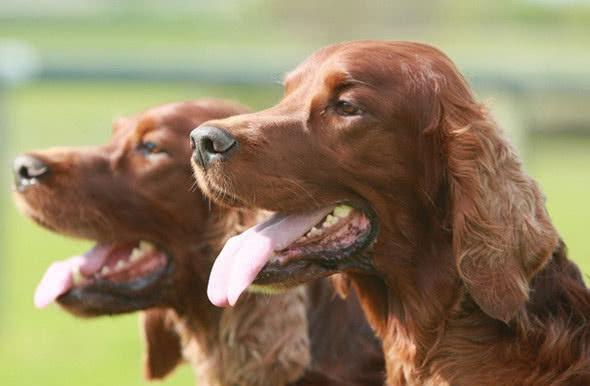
[253,200,379,287]
[56,251,174,316]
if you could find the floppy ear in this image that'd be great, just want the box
[140,309,183,380]
[443,104,558,323]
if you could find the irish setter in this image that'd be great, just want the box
[12,100,384,386]
[191,41,590,385]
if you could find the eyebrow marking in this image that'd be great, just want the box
[345,78,375,89]
[131,116,157,144]
[323,68,376,92]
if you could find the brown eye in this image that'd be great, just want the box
[137,141,162,156]
[334,100,362,116]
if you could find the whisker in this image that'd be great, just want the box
[281,177,319,207]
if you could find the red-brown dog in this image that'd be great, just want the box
[191,42,590,385]
[13,99,384,386]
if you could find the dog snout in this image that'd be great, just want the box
[13,154,50,190]
[190,125,238,169]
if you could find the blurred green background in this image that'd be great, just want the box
[1,1,589,385]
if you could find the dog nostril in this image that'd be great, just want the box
[190,126,238,168]
[201,137,217,154]
[19,165,32,179]
[201,130,236,154]
[13,155,50,188]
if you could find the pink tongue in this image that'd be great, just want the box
[33,244,111,309]
[207,206,334,307]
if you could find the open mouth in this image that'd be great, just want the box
[207,202,377,307]
[35,240,172,314]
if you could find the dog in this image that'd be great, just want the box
[13,99,384,386]
[190,42,590,385]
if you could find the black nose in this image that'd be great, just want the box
[13,154,49,190]
[190,126,238,169]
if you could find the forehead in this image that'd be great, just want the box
[144,103,204,129]
[112,103,203,144]
[284,41,443,90]
[133,103,211,132]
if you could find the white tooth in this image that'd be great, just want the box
[101,266,111,275]
[323,214,337,227]
[72,265,84,285]
[333,205,353,218]
[308,227,322,237]
[130,248,143,262]
[115,260,126,271]
[139,241,155,252]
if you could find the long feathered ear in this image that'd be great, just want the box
[444,103,559,323]
[140,309,183,380]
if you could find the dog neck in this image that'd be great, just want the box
[163,206,312,386]
[173,288,311,386]
[353,218,589,386]
[350,245,477,385]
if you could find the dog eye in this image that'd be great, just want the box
[334,100,362,116]
[137,141,162,156]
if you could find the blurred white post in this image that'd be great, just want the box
[0,41,39,319]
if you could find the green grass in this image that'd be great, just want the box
[1,17,590,74]
[0,80,589,386]
[0,17,312,69]
[530,134,590,277]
